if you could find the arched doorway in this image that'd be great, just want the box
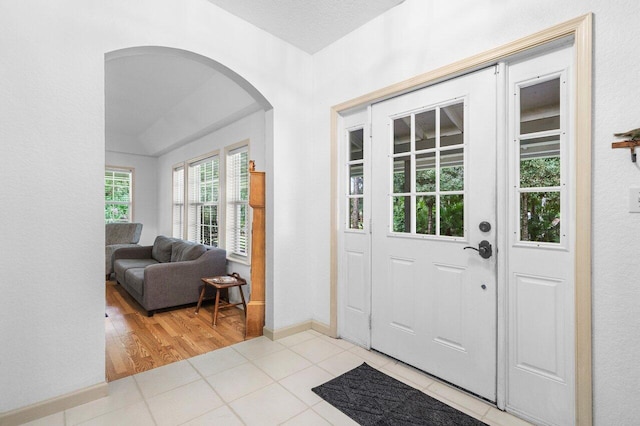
[104,46,272,380]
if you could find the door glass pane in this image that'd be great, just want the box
[440,148,464,191]
[416,195,436,235]
[416,152,436,192]
[392,196,411,233]
[520,78,560,135]
[393,156,411,193]
[415,109,436,150]
[393,116,411,154]
[520,136,560,188]
[349,128,364,161]
[349,164,364,195]
[520,191,560,243]
[440,194,464,237]
[349,198,364,230]
[441,103,464,147]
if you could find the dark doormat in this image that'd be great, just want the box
[312,363,487,426]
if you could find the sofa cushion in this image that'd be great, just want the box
[106,243,141,275]
[106,223,143,246]
[171,241,206,262]
[114,258,158,279]
[124,268,145,296]
[152,235,175,263]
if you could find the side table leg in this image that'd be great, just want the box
[195,286,206,314]
[212,289,221,326]
[239,286,247,314]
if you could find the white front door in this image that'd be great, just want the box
[370,67,497,401]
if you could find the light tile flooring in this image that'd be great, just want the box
[23,330,532,426]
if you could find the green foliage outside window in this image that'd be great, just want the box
[105,170,132,223]
[393,164,464,236]
[391,157,561,241]
[520,156,561,243]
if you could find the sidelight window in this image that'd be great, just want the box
[347,128,365,230]
[516,77,563,244]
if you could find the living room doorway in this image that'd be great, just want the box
[104,46,273,380]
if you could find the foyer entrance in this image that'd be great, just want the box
[337,42,578,426]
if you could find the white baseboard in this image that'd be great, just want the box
[263,319,334,341]
[0,382,108,426]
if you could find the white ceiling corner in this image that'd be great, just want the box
[207,0,406,54]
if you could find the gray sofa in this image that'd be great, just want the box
[105,222,143,278]
[113,235,227,316]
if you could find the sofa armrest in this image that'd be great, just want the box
[113,245,153,261]
[142,248,227,310]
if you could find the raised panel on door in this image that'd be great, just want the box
[432,263,466,352]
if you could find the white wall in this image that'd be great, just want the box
[311,0,640,422]
[0,0,312,413]
[105,151,159,246]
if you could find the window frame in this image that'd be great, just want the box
[186,151,221,247]
[105,166,134,223]
[513,71,568,249]
[388,98,468,241]
[171,141,252,264]
[172,163,185,239]
[225,141,251,262]
[346,126,365,232]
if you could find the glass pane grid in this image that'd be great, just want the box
[346,128,366,230]
[516,77,563,244]
[390,102,465,238]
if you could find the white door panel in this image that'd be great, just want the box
[338,109,371,348]
[371,67,497,401]
[506,46,575,425]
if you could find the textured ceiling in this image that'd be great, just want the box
[207,0,406,53]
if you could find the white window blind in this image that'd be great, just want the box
[188,155,219,246]
[172,165,184,239]
[226,146,249,257]
[105,168,133,223]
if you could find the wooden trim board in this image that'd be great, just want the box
[329,14,592,425]
[263,320,332,341]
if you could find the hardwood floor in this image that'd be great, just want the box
[105,279,249,382]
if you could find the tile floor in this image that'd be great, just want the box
[22,330,532,426]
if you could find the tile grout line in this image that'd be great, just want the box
[131,375,159,426]
[180,355,233,425]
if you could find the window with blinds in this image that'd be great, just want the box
[187,155,220,246]
[105,168,133,223]
[226,146,249,257]
[172,165,184,239]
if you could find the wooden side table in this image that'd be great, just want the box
[195,273,247,326]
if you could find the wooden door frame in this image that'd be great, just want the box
[329,14,592,425]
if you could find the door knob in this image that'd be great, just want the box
[463,240,492,259]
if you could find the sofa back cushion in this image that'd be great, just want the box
[152,235,175,263]
[106,223,143,246]
[171,240,206,262]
